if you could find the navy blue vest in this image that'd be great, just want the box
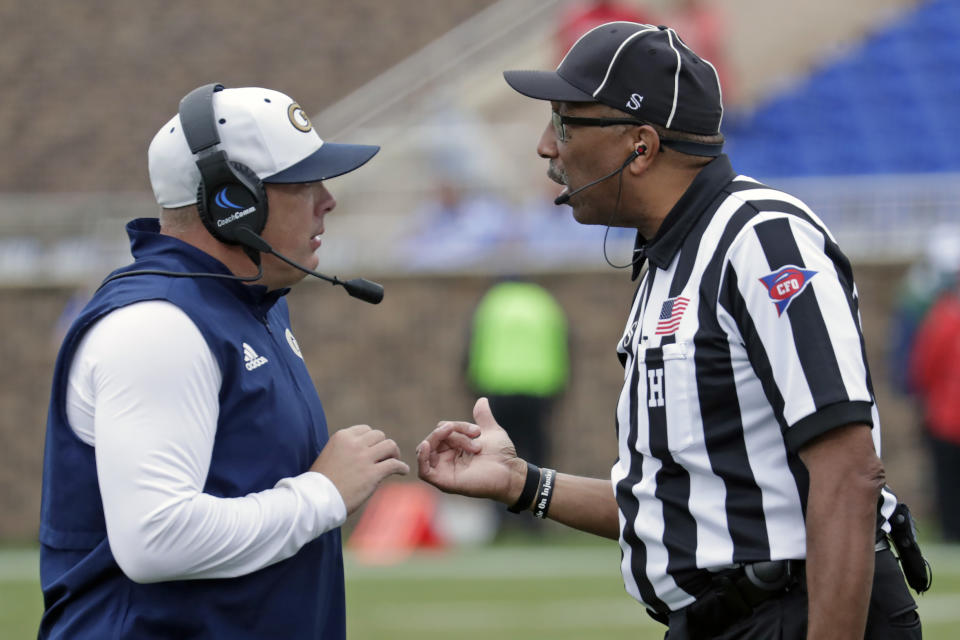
[39,219,345,639]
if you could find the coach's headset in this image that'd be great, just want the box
[179,83,270,255]
[99,83,383,304]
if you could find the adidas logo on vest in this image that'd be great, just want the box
[243,342,269,371]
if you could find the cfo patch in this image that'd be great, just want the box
[759,265,817,316]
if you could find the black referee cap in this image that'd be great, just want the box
[504,22,723,136]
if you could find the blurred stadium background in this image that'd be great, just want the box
[2,0,959,637]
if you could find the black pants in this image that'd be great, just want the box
[927,430,960,541]
[664,550,921,639]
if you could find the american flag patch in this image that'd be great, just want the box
[655,296,689,335]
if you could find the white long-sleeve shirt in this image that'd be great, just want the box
[65,299,346,583]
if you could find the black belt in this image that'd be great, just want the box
[655,540,891,636]
[647,559,804,633]
[690,559,804,632]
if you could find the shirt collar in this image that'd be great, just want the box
[126,218,288,310]
[631,154,736,280]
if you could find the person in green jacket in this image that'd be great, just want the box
[466,280,570,469]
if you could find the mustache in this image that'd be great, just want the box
[547,163,567,186]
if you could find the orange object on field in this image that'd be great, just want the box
[347,482,446,565]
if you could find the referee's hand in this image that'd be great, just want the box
[416,398,527,505]
[310,425,409,515]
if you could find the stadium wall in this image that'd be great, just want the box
[0,265,927,540]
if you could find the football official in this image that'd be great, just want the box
[418,23,924,639]
[39,84,408,638]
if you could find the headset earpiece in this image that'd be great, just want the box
[636,144,647,156]
[179,83,269,253]
[196,160,268,246]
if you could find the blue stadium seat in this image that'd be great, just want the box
[723,0,960,176]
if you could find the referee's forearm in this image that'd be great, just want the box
[800,423,885,639]
[533,474,619,539]
[804,479,877,639]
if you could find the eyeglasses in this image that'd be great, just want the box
[551,112,647,143]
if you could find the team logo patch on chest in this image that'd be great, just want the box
[285,328,303,359]
[243,342,269,371]
[759,266,818,316]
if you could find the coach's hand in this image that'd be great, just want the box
[417,398,527,506]
[311,425,409,515]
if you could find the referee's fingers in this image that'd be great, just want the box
[423,421,480,448]
[415,440,434,478]
[439,429,482,454]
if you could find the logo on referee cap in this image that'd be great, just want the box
[759,266,818,316]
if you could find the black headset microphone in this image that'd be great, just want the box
[553,146,643,206]
[99,84,384,305]
[231,227,384,304]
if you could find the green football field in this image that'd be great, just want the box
[4,538,959,639]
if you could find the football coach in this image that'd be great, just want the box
[39,84,407,638]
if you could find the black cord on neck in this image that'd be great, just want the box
[97,263,263,292]
[601,169,645,270]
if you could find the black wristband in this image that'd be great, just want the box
[507,462,541,513]
[533,468,557,519]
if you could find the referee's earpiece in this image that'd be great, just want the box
[636,144,647,156]
[178,84,269,258]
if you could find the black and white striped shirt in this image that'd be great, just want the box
[612,155,897,614]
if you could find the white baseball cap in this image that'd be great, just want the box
[148,86,379,207]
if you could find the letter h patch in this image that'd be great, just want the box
[648,367,665,407]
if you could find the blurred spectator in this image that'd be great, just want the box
[514,175,636,268]
[403,178,514,272]
[554,1,652,64]
[402,104,514,272]
[889,225,960,393]
[909,276,960,541]
[661,0,736,105]
[466,280,570,469]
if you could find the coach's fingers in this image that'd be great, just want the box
[342,424,372,435]
[360,428,387,446]
[370,438,401,464]
[378,457,410,478]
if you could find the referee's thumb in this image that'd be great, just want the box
[473,397,497,430]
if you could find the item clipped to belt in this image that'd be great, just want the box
[889,502,933,594]
[649,559,804,633]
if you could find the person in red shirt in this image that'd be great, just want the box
[553,1,652,64]
[661,0,735,104]
[910,279,960,541]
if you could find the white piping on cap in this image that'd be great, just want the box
[664,28,682,129]
[558,21,654,70]
[672,34,724,130]
[592,25,659,98]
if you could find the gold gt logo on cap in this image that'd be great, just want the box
[287,103,313,132]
